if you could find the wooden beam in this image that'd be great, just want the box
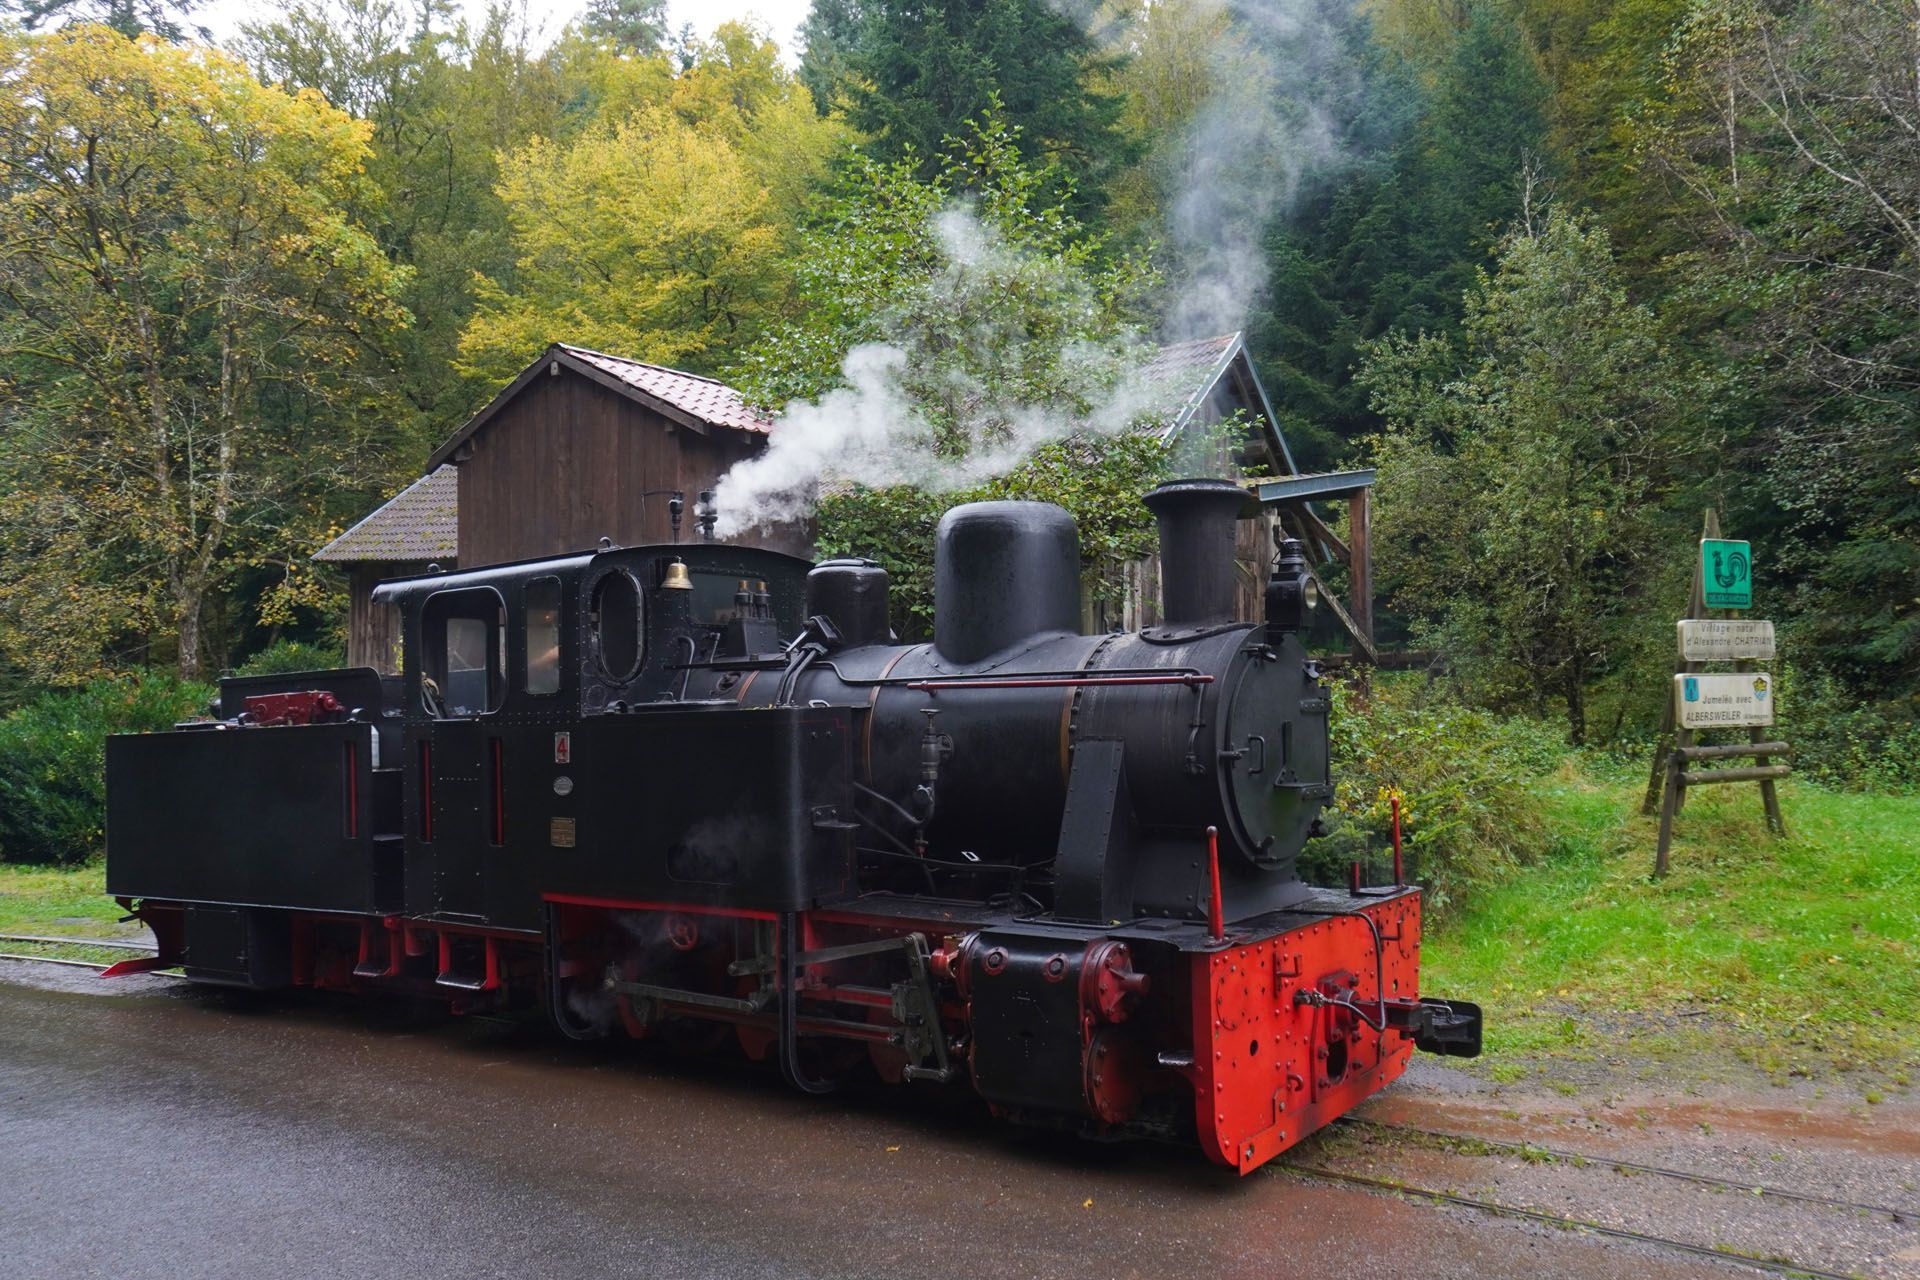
[1675,741,1790,762]
[1276,507,1333,566]
[1678,765,1793,787]
[1286,503,1350,564]
[1303,561,1378,665]
[1348,487,1374,653]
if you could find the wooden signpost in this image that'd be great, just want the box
[1642,511,1788,876]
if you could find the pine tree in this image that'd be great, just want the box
[836,0,1130,221]
[1251,0,1550,465]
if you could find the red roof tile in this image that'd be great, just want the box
[556,344,773,434]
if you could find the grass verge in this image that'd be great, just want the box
[0,859,140,940]
[1423,761,1920,1090]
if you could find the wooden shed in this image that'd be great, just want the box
[1112,332,1376,660]
[314,344,799,672]
[432,343,806,566]
[311,466,458,674]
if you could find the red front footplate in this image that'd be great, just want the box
[1190,892,1422,1173]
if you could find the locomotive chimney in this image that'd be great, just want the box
[1143,478,1252,627]
[934,501,1080,664]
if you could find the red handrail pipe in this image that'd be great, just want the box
[1206,825,1224,942]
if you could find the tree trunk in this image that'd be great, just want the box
[1564,667,1587,746]
[175,586,204,679]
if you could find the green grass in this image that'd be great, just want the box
[1425,763,1920,1085]
[0,859,139,939]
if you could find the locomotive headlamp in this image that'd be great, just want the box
[1265,536,1314,637]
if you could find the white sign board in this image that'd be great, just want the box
[1675,673,1776,729]
[1677,619,1776,662]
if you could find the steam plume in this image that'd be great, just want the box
[714,0,1364,533]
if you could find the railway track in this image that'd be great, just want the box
[1279,1161,1865,1280]
[1337,1116,1909,1221]
[0,932,161,971]
[1280,1115,1913,1280]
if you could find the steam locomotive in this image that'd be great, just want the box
[103,478,1478,1173]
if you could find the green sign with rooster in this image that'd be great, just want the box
[1700,538,1752,609]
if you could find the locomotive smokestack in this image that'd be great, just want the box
[934,501,1080,664]
[1143,478,1252,627]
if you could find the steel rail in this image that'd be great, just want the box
[1281,1163,1863,1280]
[0,951,116,970]
[1337,1117,1909,1221]
[0,933,152,951]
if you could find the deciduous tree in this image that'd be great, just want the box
[456,23,850,383]
[1362,212,1687,742]
[0,26,410,679]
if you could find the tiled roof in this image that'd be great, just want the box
[1134,333,1243,439]
[312,466,458,563]
[556,344,773,434]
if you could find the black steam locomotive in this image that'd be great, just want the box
[103,478,1478,1172]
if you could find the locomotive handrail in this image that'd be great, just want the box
[902,673,1215,691]
[817,663,1212,688]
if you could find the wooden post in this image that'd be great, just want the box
[1644,511,1712,819]
[1737,654,1787,837]
[1649,510,1713,873]
[1348,487,1374,657]
[1654,748,1682,877]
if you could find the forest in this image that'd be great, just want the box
[0,0,1914,857]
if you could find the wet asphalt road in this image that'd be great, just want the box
[0,963,1744,1280]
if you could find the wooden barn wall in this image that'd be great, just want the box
[456,372,810,569]
[346,562,415,673]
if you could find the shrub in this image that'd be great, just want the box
[233,638,345,677]
[1316,673,1564,911]
[0,674,214,865]
[1775,664,1920,794]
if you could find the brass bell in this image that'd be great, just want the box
[661,559,693,591]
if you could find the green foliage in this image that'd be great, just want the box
[456,23,851,383]
[1425,769,1920,1077]
[1362,211,1690,743]
[232,639,346,677]
[1318,674,1564,911]
[816,433,1170,636]
[0,675,213,865]
[1775,665,1920,795]
[734,105,1156,415]
[816,0,1131,223]
[1631,0,1920,703]
[1252,0,1549,465]
[0,23,411,681]
[727,106,1170,582]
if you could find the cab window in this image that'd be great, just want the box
[421,588,506,717]
[590,570,643,682]
[526,576,562,696]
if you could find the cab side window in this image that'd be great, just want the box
[590,570,644,682]
[525,576,562,696]
[421,588,506,717]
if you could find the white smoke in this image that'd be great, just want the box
[713,209,1162,536]
[712,0,1359,533]
[1131,0,1353,339]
